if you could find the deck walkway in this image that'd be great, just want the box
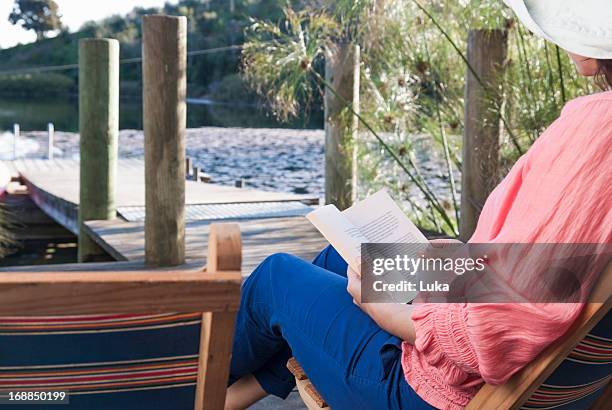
[1,159,327,273]
[84,217,326,274]
[7,159,318,233]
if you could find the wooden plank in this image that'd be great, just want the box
[13,158,318,240]
[1,193,73,240]
[0,270,241,316]
[15,159,318,208]
[81,222,129,261]
[195,311,236,410]
[24,176,79,234]
[85,217,327,275]
[0,260,200,273]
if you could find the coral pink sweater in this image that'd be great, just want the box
[401,91,612,410]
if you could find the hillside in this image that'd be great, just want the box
[0,0,286,101]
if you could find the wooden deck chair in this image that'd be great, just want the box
[0,223,242,410]
[288,262,611,410]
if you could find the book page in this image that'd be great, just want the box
[343,189,428,244]
[307,189,429,272]
[306,204,366,270]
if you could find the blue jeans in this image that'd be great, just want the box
[229,246,436,410]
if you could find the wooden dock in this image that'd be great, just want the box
[84,217,326,274]
[7,159,319,232]
[1,159,327,274]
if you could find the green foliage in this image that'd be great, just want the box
[208,73,259,103]
[1,0,289,99]
[242,6,339,121]
[241,0,593,235]
[0,72,75,96]
[0,29,94,81]
[9,0,62,40]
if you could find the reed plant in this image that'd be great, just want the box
[0,205,13,259]
[242,0,592,235]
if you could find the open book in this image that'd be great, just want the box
[306,189,429,273]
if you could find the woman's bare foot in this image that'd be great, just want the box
[225,374,268,410]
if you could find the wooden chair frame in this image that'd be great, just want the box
[467,262,611,410]
[289,263,611,410]
[0,223,243,410]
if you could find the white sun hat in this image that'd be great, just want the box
[503,0,612,59]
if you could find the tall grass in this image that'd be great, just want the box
[0,205,13,259]
[241,0,593,235]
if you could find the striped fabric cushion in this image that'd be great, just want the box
[521,311,611,410]
[0,313,202,409]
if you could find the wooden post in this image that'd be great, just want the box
[460,29,508,242]
[12,123,19,160]
[186,157,193,178]
[193,165,201,182]
[78,38,119,262]
[143,15,187,267]
[47,123,54,160]
[195,223,241,410]
[324,43,360,210]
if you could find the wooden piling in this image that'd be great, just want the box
[143,15,187,267]
[186,157,193,178]
[78,38,119,262]
[460,29,508,242]
[193,165,201,182]
[324,43,360,210]
[12,123,19,160]
[47,123,54,160]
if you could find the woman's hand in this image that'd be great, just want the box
[346,265,416,343]
[345,239,463,343]
[346,266,362,305]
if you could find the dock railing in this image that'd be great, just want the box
[6,123,56,161]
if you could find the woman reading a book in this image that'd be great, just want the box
[225,1,612,409]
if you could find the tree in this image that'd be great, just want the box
[9,0,62,41]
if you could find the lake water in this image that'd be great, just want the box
[0,95,322,132]
[0,94,457,230]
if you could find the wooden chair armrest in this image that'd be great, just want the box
[0,270,241,315]
[206,223,242,272]
[0,218,243,410]
[0,222,244,316]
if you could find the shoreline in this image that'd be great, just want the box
[1,127,326,199]
[1,127,456,209]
